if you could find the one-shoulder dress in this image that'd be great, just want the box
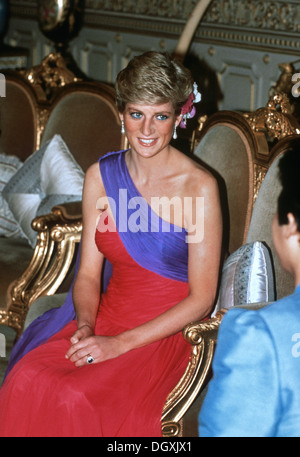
[0,151,191,437]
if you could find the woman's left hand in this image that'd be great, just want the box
[65,334,123,367]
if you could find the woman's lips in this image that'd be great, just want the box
[138,138,158,147]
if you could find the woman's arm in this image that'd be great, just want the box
[66,169,223,366]
[66,163,105,345]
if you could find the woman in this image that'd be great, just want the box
[0,51,222,437]
[199,141,300,437]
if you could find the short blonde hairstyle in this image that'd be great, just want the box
[115,51,193,114]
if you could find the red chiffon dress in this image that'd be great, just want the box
[0,219,190,437]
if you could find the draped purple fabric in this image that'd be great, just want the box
[99,150,188,282]
[4,150,188,379]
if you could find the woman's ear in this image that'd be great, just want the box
[286,213,299,237]
[175,114,183,127]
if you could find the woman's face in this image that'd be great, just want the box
[120,101,181,159]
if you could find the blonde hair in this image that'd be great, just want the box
[115,51,193,114]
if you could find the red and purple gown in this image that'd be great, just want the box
[0,151,191,437]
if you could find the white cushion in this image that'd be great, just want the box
[214,241,275,314]
[3,135,84,247]
[0,153,23,237]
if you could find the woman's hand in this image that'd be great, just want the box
[65,328,123,367]
[70,324,94,344]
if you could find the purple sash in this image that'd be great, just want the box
[4,150,188,379]
[99,150,188,282]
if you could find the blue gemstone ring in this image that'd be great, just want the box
[87,354,94,364]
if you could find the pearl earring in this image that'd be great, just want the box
[173,125,177,140]
[121,120,125,134]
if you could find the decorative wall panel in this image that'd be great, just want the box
[79,38,114,82]
[4,1,300,112]
[9,0,300,53]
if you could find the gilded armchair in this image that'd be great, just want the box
[0,53,125,337]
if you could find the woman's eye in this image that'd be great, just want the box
[157,114,168,121]
[130,112,142,119]
[129,112,169,120]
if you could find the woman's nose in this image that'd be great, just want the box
[141,117,153,136]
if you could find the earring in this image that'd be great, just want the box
[121,120,125,134]
[173,125,177,140]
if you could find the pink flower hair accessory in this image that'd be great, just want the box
[179,82,201,128]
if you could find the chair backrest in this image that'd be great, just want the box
[246,135,298,300]
[193,111,265,254]
[0,71,39,160]
[41,81,123,171]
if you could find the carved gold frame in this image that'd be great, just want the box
[192,91,300,199]
[161,310,225,436]
[0,204,82,336]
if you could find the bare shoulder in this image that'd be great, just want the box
[176,151,218,198]
[85,161,103,188]
[82,161,107,204]
[85,161,101,181]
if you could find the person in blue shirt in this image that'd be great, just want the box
[199,139,300,437]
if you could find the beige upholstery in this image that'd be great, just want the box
[246,136,297,299]
[0,238,33,307]
[24,293,68,330]
[193,111,262,255]
[41,82,122,171]
[0,72,39,159]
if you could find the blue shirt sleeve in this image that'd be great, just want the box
[198,307,281,437]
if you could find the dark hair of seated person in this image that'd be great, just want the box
[277,138,300,231]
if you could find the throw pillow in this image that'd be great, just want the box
[0,153,24,237]
[214,241,275,314]
[3,135,84,247]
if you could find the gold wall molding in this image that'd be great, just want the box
[203,0,300,32]
[10,0,300,28]
[9,0,300,53]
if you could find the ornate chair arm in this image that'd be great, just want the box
[161,310,227,437]
[49,201,82,222]
[3,202,82,337]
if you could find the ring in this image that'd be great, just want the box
[86,354,94,364]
